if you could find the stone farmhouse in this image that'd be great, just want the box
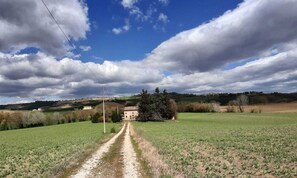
[123,106,139,120]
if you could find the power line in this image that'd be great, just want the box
[40,0,108,98]
[41,0,75,49]
[40,1,97,72]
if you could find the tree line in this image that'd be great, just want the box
[0,105,123,131]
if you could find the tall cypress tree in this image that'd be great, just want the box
[137,89,152,121]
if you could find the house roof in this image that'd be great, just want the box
[124,106,138,111]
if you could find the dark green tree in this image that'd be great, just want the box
[91,112,101,123]
[111,110,121,123]
[150,87,163,121]
[137,88,178,121]
[137,90,152,121]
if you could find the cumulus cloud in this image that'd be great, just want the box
[79,45,91,52]
[158,48,297,93]
[112,19,131,35]
[120,0,143,20]
[146,0,297,73]
[121,0,138,9]
[0,52,163,99]
[1,0,297,103]
[119,0,164,23]
[1,48,297,102]
[158,13,169,23]
[0,0,90,56]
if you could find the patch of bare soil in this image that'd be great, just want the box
[220,102,297,113]
[247,102,297,113]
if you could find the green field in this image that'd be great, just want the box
[133,113,297,177]
[0,121,121,177]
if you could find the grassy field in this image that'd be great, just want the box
[133,113,297,177]
[0,121,121,177]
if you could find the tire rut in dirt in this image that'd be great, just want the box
[122,122,140,178]
[89,124,126,178]
[70,123,126,178]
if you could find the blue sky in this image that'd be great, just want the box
[79,0,243,62]
[0,0,297,104]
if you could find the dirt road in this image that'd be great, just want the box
[70,122,140,178]
[122,122,140,178]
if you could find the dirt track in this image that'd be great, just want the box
[122,122,140,178]
[70,122,140,178]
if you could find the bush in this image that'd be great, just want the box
[64,112,77,123]
[211,102,221,112]
[21,112,31,128]
[250,107,262,113]
[178,102,217,113]
[74,110,88,122]
[0,112,8,130]
[91,112,101,123]
[0,110,95,131]
[111,111,121,123]
[110,127,116,133]
[45,115,56,126]
[168,99,178,119]
[226,105,237,112]
[8,112,23,129]
[30,112,46,127]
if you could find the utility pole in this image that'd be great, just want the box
[102,86,106,133]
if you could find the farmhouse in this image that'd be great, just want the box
[123,106,139,120]
[82,106,93,110]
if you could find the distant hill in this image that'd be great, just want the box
[167,92,297,105]
[1,92,297,111]
[0,98,116,111]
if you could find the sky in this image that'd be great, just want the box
[0,0,297,104]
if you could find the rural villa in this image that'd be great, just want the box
[82,106,93,110]
[123,106,139,120]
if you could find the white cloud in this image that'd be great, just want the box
[0,52,163,99]
[79,45,91,52]
[157,49,297,93]
[159,0,169,5]
[112,19,130,35]
[146,0,297,73]
[120,0,143,20]
[121,0,138,9]
[112,28,123,35]
[0,0,90,57]
[1,48,297,101]
[119,0,160,23]
[158,13,169,23]
[1,0,297,102]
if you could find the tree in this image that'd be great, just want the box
[111,110,121,123]
[237,94,249,112]
[137,88,178,121]
[137,90,152,121]
[91,112,101,123]
[168,99,178,120]
[150,87,164,121]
